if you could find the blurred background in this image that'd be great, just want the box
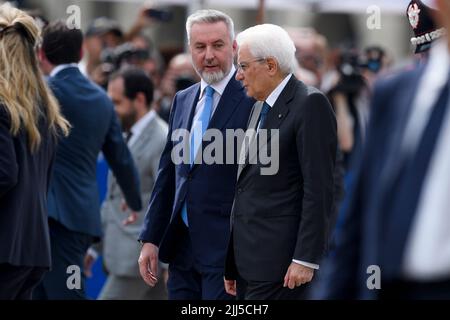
[19,0,415,64]
[2,0,427,299]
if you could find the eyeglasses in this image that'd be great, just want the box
[236,57,266,73]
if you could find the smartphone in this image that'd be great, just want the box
[144,8,173,22]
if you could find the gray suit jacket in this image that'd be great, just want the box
[99,113,168,277]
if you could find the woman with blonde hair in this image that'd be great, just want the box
[0,3,69,299]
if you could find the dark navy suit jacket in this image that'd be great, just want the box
[47,67,141,238]
[317,65,429,299]
[0,105,56,268]
[139,75,254,268]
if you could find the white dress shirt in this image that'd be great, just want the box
[190,65,236,128]
[49,63,79,77]
[402,39,450,280]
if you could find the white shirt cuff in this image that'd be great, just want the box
[292,259,319,270]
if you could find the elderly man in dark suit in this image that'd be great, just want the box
[224,24,337,300]
[33,21,141,300]
[138,9,254,300]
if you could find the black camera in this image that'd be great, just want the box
[175,75,197,92]
[334,49,366,95]
[101,43,150,71]
[359,46,385,74]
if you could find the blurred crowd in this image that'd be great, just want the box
[1,0,448,301]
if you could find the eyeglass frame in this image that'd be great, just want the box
[236,57,267,73]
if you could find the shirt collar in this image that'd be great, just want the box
[265,73,293,108]
[200,65,236,98]
[130,110,156,138]
[50,63,79,77]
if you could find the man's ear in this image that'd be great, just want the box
[232,39,238,56]
[266,57,278,75]
[38,47,45,62]
[135,92,148,110]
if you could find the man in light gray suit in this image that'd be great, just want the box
[85,68,168,299]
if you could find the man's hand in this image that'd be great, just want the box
[138,242,159,287]
[283,263,314,289]
[224,278,237,296]
[83,251,97,278]
[121,199,138,225]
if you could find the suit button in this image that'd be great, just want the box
[187,174,192,181]
[237,188,243,194]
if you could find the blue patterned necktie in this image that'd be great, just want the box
[258,101,271,130]
[181,85,215,226]
[190,86,215,165]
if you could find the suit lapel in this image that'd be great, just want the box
[241,76,297,173]
[190,76,245,172]
[207,75,245,131]
[109,116,157,196]
[237,101,262,179]
[261,76,298,133]
[129,116,156,157]
[180,85,200,176]
[181,84,201,132]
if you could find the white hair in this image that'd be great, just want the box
[186,9,235,44]
[236,24,297,75]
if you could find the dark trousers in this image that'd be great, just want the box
[166,221,233,300]
[0,263,47,300]
[380,279,450,300]
[33,219,93,300]
[236,274,312,300]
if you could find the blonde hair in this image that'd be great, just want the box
[0,3,69,152]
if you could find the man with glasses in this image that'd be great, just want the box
[138,9,254,300]
[224,24,337,300]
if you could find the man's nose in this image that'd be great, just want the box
[235,69,244,81]
[205,45,215,60]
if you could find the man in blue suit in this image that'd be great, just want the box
[138,9,254,300]
[34,21,141,300]
[317,0,450,299]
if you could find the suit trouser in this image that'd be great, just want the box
[0,263,47,300]
[379,279,450,300]
[236,274,312,300]
[166,221,234,300]
[33,218,93,300]
[98,273,167,300]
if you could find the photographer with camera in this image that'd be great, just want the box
[81,4,171,89]
[326,46,388,170]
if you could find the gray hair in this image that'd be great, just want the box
[236,24,297,75]
[186,9,235,44]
